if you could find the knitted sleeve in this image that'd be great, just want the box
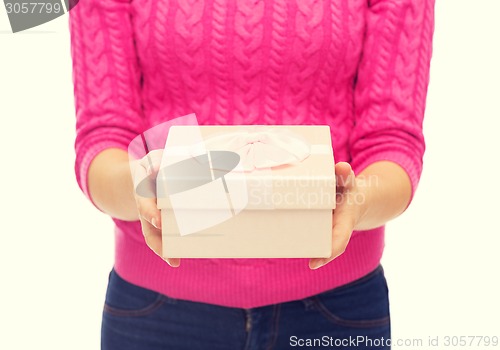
[349,0,435,205]
[69,0,144,206]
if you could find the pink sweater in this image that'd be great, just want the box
[69,0,434,308]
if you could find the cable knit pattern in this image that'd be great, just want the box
[261,0,287,124]
[69,0,435,308]
[210,0,231,124]
[232,0,265,124]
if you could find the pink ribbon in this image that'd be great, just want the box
[193,127,311,171]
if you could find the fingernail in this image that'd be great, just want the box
[151,217,159,229]
[310,260,326,270]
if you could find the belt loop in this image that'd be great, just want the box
[245,309,252,333]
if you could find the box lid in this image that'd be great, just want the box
[156,125,336,211]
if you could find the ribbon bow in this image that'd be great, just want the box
[192,128,311,171]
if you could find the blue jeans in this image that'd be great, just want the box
[102,265,390,350]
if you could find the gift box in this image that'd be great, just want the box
[156,125,336,258]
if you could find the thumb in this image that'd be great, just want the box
[335,162,354,188]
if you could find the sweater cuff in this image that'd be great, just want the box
[350,150,422,209]
[76,141,129,212]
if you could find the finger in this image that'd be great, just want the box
[330,216,354,259]
[141,219,181,268]
[309,211,354,270]
[131,157,157,199]
[140,149,164,175]
[165,258,181,268]
[130,158,146,187]
[142,220,163,256]
[335,162,354,188]
[133,151,164,198]
[137,196,162,229]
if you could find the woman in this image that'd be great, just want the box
[69,0,434,349]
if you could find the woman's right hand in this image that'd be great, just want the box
[131,150,180,267]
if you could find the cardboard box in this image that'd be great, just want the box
[156,125,336,258]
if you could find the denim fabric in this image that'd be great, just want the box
[102,265,390,350]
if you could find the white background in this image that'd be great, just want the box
[1,1,499,349]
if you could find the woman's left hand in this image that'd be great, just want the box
[309,162,366,270]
